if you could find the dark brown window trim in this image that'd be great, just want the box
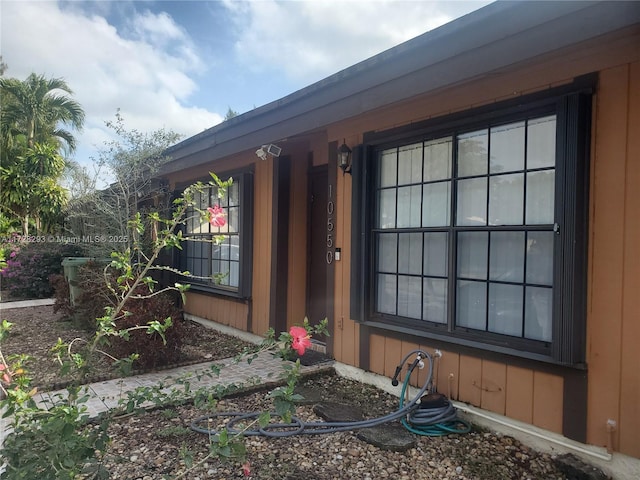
[185,284,249,302]
[174,166,254,300]
[351,75,594,367]
[363,320,583,370]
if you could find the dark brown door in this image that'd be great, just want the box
[307,166,328,336]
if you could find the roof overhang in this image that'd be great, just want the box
[161,0,640,175]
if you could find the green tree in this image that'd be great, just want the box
[0,73,84,234]
[65,111,182,255]
[224,107,239,120]
[0,73,84,154]
[0,143,68,234]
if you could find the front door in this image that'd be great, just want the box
[307,166,328,339]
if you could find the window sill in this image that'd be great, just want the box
[186,282,249,301]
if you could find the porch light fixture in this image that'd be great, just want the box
[255,143,282,160]
[338,140,352,175]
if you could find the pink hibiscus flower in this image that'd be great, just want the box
[207,205,226,228]
[289,326,312,356]
[0,364,10,384]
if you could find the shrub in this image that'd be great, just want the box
[0,243,83,300]
[106,290,185,370]
[50,261,185,368]
[49,273,73,318]
[72,261,116,330]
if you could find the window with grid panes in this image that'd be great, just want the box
[182,180,241,291]
[357,88,591,363]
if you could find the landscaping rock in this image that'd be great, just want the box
[292,385,325,405]
[313,402,364,422]
[357,423,417,452]
[554,453,610,480]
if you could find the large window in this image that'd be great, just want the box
[179,172,253,298]
[353,87,591,364]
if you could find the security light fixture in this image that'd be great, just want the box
[255,147,267,160]
[255,143,282,160]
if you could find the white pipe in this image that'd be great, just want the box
[451,401,612,462]
[334,362,613,462]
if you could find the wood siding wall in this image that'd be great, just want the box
[329,30,639,455]
[331,138,359,367]
[167,27,639,457]
[368,334,565,433]
[184,292,248,331]
[251,157,274,335]
[587,61,640,457]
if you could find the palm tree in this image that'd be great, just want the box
[0,73,84,234]
[0,73,85,155]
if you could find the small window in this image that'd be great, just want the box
[178,171,253,298]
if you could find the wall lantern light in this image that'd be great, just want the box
[338,140,352,175]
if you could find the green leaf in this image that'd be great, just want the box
[0,319,14,341]
[258,411,271,428]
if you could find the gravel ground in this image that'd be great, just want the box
[93,374,569,480]
[0,304,572,479]
[0,304,254,390]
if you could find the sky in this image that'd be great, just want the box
[1,0,492,184]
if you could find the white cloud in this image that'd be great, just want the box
[0,0,490,178]
[1,1,222,167]
[223,0,488,83]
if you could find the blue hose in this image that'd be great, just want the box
[191,349,470,438]
[397,350,472,436]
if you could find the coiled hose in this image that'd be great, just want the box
[396,351,471,436]
[191,349,470,438]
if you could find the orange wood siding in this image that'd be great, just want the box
[167,155,254,189]
[251,158,273,336]
[588,61,640,456]
[619,60,640,459]
[532,372,564,433]
[369,333,386,375]
[183,292,248,331]
[505,366,534,424]
[383,337,403,379]
[458,355,483,407]
[436,349,460,400]
[480,360,506,415]
[333,166,359,365]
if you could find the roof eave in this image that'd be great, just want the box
[161,1,640,175]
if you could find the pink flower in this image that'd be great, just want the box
[0,365,10,384]
[207,205,226,228]
[289,326,312,356]
[242,461,251,476]
[9,251,16,258]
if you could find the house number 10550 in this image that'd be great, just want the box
[327,184,334,264]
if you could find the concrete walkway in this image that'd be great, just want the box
[0,298,55,310]
[35,351,332,418]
